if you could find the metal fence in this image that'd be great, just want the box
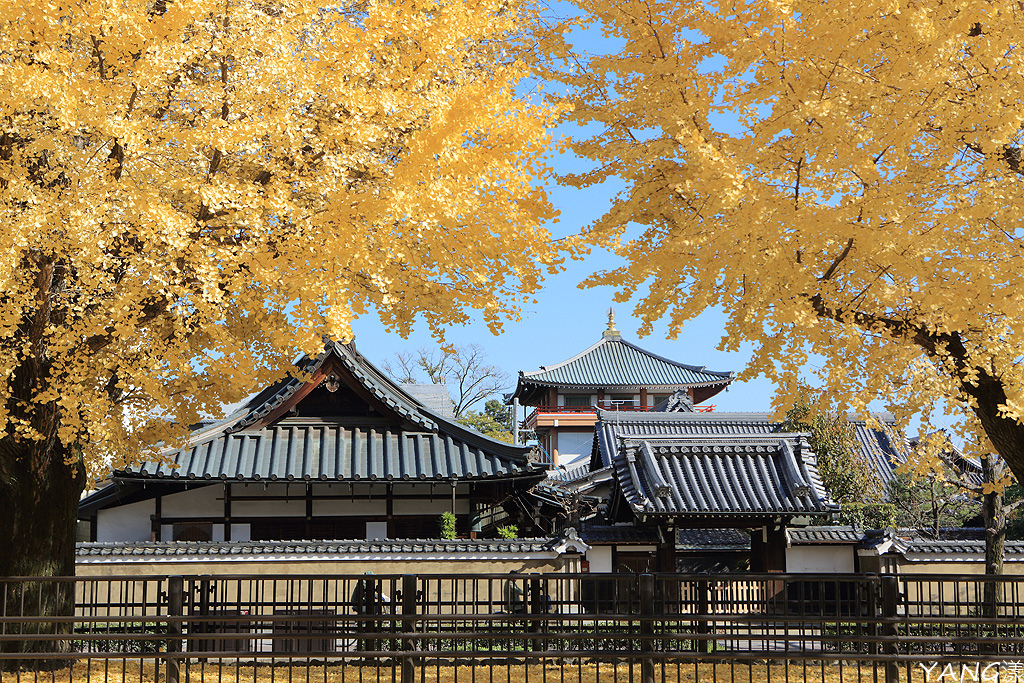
[3,572,1024,683]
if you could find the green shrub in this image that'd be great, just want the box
[439,511,457,539]
[496,524,518,539]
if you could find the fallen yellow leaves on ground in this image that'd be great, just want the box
[2,659,934,683]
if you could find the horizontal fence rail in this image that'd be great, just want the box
[2,572,1024,683]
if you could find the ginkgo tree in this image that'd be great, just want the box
[551,0,1024,483]
[0,0,560,579]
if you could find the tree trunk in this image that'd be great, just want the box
[951,350,1024,487]
[0,440,85,671]
[980,455,1005,630]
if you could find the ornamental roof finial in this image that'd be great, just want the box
[603,307,621,340]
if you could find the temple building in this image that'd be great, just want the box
[589,410,839,572]
[75,341,584,573]
[510,312,735,467]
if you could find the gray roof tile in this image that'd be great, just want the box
[788,526,867,545]
[595,413,837,517]
[120,420,536,482]
[579,525,662,544]
[401,384,455,419]
[76,538,565,558]
[888,529,1024,558]
[592,412,908,495]
[84,343,541,491]
[513,337,733,398]
[676,529,752,550]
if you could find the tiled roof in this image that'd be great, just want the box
[597,413,837,517]
[851,420,912,484]
[676,529,751,550]
[907,433,984,486]
[854,528,1024,561]
[893,540,1024,557]
[886,529,1024,559]
[76,537,578,559]
[118,419,540,482]
[401,384,455,420]
[230,342,436,433]
[788,526,867,545]
[512,336,733,399]
[543,465,614,500]
[579,525,662,545]
[549,461,594,483]
[593,413,779,469]
[83,343,540,491]
[592,412,909,496]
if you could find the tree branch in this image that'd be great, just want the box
[964,140,1024,177]
[819,238,854,282]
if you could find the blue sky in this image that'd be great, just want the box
[347,14,780,415]
[349,162,780,414]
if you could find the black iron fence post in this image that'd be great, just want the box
[639,573,655,683]
[695,578,712,654]
[166,576,183,683]
[866,574,879,660]
[401,575,418,683]
[528,576,543,652]
[881,575,900,683]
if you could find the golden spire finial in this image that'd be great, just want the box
[604,307,621,339]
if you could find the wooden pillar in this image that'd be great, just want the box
[151,495,162,541]
[550,429,559,468]
[223,483,232,541]
[659,524,676,572]
[751,525,786,572]
[639,574,656,683]
[639,387,648,409]
[750,528,765,572]
[597,388,605,409]
[765,525,786,572]
[386,484,394,538]
[305,483,314,539]
[469,485,481,539]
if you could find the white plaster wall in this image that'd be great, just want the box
[97,499,154,542]
[231,523,250,542]
[786,546,855,573]
[161,485,223,517]
[366,521,388,540]
[557,431,595,467]
[587,546,613,573]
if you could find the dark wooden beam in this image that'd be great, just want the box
[224,483,232,541]
[386,483,394,538]
[305,483,313,539]
[151,495,162,541]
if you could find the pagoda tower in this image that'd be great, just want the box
[511,311,735,467]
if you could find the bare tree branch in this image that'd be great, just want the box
[382,344,508,418]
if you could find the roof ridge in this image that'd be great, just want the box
[521,337,734,383]
[615,338,734,379]
[521,337,609,377]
